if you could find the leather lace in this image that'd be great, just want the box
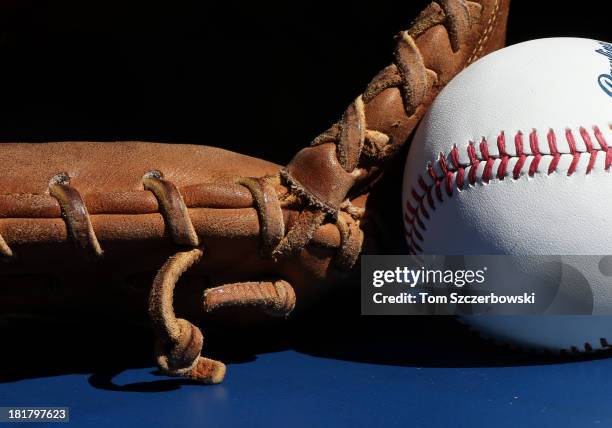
[0,0,494,384]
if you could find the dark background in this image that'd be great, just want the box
[0,0,609,165]
[0,0,611,379]
[0,0,612,427]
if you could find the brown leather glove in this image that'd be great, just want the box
[0,0,509,384]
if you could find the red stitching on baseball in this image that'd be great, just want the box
[580,127,593,152]
[450,145,461,168]
[403,126,611,255]
[480,139,490,159]
[450,145,465,189]
[513,132,526,179]
[581,126,598,175]
[418,176,429,192]
[467,143,479,185]
[592,126,612,171]
[528,130,542,177]
[547,129,561,174]
[497,132,508,180]
[566,128,580,176]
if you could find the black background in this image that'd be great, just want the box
[1,1,611,384]
[0,0,609,165]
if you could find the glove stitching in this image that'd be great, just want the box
[280,0,475,216]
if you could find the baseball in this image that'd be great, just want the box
[402,38,612,352]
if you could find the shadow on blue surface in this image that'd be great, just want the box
[3,281,611,391]
[3,283,612,428]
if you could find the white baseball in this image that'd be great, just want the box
[402,38,612,352]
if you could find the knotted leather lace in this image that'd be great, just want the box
[0,0,485,384]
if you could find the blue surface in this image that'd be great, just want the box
[2,345,612,428]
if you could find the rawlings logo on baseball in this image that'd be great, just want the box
[596,41,612,97]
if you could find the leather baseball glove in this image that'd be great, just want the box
[0,0,509,384]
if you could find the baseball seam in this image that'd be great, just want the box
[404,125,611,255]
[458,317,612,354]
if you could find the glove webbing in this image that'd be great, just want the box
[281,0,474,219]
